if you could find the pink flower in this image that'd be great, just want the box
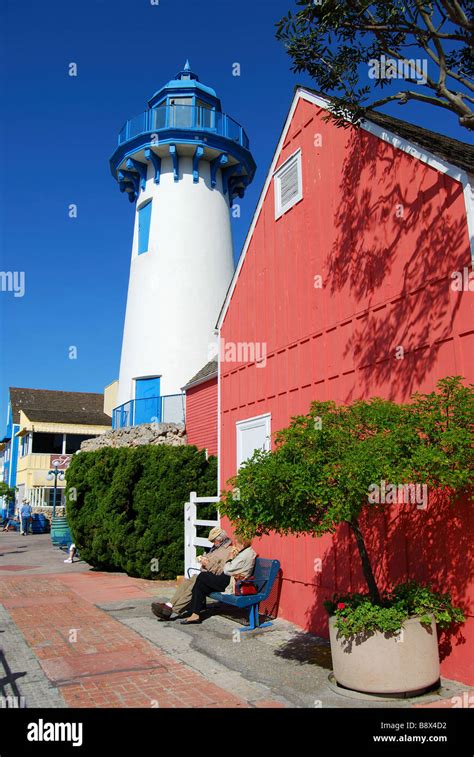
[337,602,346,610]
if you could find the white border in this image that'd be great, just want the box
[236,412,271,470]
[274,148,303,219]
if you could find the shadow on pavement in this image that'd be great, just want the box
[0,650,27,705]
[274,631,333,669]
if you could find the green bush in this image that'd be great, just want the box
[65,445,217,579]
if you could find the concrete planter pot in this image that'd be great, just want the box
[329,614,440,695]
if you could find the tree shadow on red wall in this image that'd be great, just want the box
[327,129,468,402]
[295,491,473,670]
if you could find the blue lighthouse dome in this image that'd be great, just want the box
[110,62,256,204]
[148,61,219,105]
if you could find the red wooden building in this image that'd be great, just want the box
[215,87,474,684]
[183,360,218,457]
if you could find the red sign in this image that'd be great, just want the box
[50,455,72,470]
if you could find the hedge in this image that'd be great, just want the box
[65,445,217,579]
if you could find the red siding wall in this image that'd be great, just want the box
[186,378,218,456]
[220,96,474,684]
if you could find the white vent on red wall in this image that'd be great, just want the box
[274,149,303,219]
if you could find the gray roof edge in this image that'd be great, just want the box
[182,360,218,391]
[183,371,218,392]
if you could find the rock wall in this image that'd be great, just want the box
[80,423,187,452]
[31,505,65,524]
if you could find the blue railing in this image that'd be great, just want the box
[112,394,185,429]
[118,104,249,149]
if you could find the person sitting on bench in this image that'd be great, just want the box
[151,527,233,620]
[181,536,256,625]
[2,514,19,532]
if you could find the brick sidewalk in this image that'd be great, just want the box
[0,572,248,708]
[2,535,468,709]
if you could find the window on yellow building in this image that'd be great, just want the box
[31,433,63,454]
[65,434,96,453]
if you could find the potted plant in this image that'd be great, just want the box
[325,581,464,694]
[221,377,471,695]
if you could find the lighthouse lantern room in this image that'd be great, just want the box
[110,63,256,429]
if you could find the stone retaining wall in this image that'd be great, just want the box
[80,423,187,451]
[31,506,65,524]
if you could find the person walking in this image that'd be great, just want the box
[20,499,32,536]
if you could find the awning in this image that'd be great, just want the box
[14,422,109,435]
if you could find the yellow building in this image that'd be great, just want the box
[8,388,112,508]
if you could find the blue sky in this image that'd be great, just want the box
[0,0,469,426]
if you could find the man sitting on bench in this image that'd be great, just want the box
[151,527,232,620]
[181,537,256,625]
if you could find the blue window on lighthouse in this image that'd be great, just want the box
[137,200,152,255]
[135,377,161,425]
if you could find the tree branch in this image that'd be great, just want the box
[347,518,381,605]
[415,0,448,89]
[414,0,474,121]
[368,90,457,111]
[439,0,474,30]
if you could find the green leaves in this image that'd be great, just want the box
[325,580,465,636]
[220,376,473,550]
[275,1,474,131]
[0,482,16,502]
[65,445,217,579]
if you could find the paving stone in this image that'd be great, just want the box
[1,531,471,710]
[0,571,248,709]
[0,605,67,709]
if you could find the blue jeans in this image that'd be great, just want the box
[21,517,29,534]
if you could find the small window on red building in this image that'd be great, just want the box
[274,150,302,219]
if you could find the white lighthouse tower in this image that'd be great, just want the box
[110,62,256,427]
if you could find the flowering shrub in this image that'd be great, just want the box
[324,581,465,637]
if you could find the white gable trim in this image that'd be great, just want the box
[216,88,474,330]
[297,90,473,269]
[216,91,302,330]
[463,173,474,268]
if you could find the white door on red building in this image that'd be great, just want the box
[236,413,271,469]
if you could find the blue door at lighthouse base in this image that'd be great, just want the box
[134,377,161,425]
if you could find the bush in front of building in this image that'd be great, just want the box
[65,445,217,579]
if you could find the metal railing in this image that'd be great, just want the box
[25,487,66,509]
[112,393,185,429]
[118,104,249,149]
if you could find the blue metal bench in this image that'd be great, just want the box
[210,557,280,632]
